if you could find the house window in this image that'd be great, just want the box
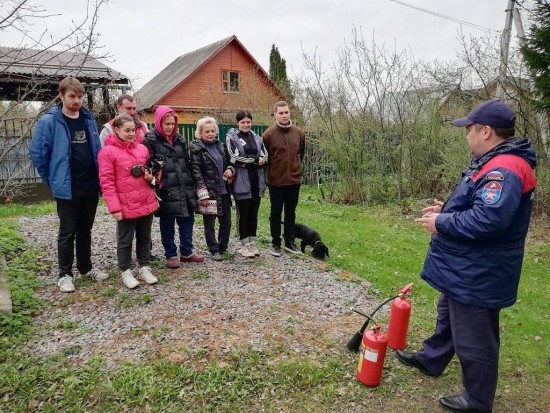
[222,70,239,92]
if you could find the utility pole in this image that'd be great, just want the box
[496,0,515,99]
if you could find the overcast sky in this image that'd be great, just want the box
[2,0,529,91]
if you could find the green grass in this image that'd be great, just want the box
[0,201,56,219]
[0,188,548,412]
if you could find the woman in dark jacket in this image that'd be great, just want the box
[143,106,204,268]
[189,117,234,261]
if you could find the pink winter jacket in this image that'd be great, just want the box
[98,134,159,219]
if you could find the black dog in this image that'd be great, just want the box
[294,223,329,260]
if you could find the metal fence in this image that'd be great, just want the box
[1,119,328,188]
[162,123,269,144]
[0,118,41,186]
[0,122,272,186]
[302,131,333,187]
[0,135,41,185]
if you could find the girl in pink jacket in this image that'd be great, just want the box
[98,114,159,289]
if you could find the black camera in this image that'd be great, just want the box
[131,164,150,177]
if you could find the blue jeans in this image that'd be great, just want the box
[159,205,195,258]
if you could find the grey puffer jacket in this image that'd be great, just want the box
[226,128,268,200]
[142,129,197,217]
[189,138,234,216]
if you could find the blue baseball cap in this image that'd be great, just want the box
[452,99,516,129]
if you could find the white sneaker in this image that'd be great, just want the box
[121,269,139,289]
[211,252,224,261]
[239,244,255,258]
[270,246,282,257]
[248,242,260,256]
[58,275,75,293]
[82,268,109,281]
[138,266,158,285]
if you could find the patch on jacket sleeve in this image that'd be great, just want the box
[486,170,504,181]
[482,181,503,204]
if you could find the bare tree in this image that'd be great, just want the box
[0,0,111,199]
[447,31,544,155]
[296,27,447,204]
[295,23,549,208]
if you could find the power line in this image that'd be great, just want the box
[389,0,500,33]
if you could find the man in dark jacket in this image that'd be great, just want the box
[30,77,108,293]
[396,100,537,413]
[262,101,305,256]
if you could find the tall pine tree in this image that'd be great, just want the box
[269,44,294,102]
[521,0,550,110]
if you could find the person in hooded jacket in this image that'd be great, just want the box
[226,110,268,258]
[98,114,159,289]
[396,100,537,413]
[142,106,204,269]
[189,117,235,261]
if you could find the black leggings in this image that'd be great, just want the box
[235,196,261,240]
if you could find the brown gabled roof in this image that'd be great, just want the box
[134,35,272,110]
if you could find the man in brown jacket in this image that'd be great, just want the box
[262,101,306,256]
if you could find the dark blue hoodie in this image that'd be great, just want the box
[421,138,537,309]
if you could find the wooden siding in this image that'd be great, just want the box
[140,112,197,124]
[159,43,281,119]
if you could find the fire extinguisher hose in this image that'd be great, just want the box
[347,294,400,352]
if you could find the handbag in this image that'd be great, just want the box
[197,199,217,215]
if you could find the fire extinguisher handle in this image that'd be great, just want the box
[400,283,414,295]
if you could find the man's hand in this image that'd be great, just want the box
[415,212,439,234]
[421,199,444,214]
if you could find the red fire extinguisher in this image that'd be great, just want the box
[356,324,388,387]
[349,283,415,387]
[387,283,414,350]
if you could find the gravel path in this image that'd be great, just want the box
[19,206,376,367]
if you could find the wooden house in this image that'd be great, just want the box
[134,35,284,125]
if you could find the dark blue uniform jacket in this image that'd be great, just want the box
[421,138,537,309]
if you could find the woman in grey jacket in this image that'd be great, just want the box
[226,111,268,258]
